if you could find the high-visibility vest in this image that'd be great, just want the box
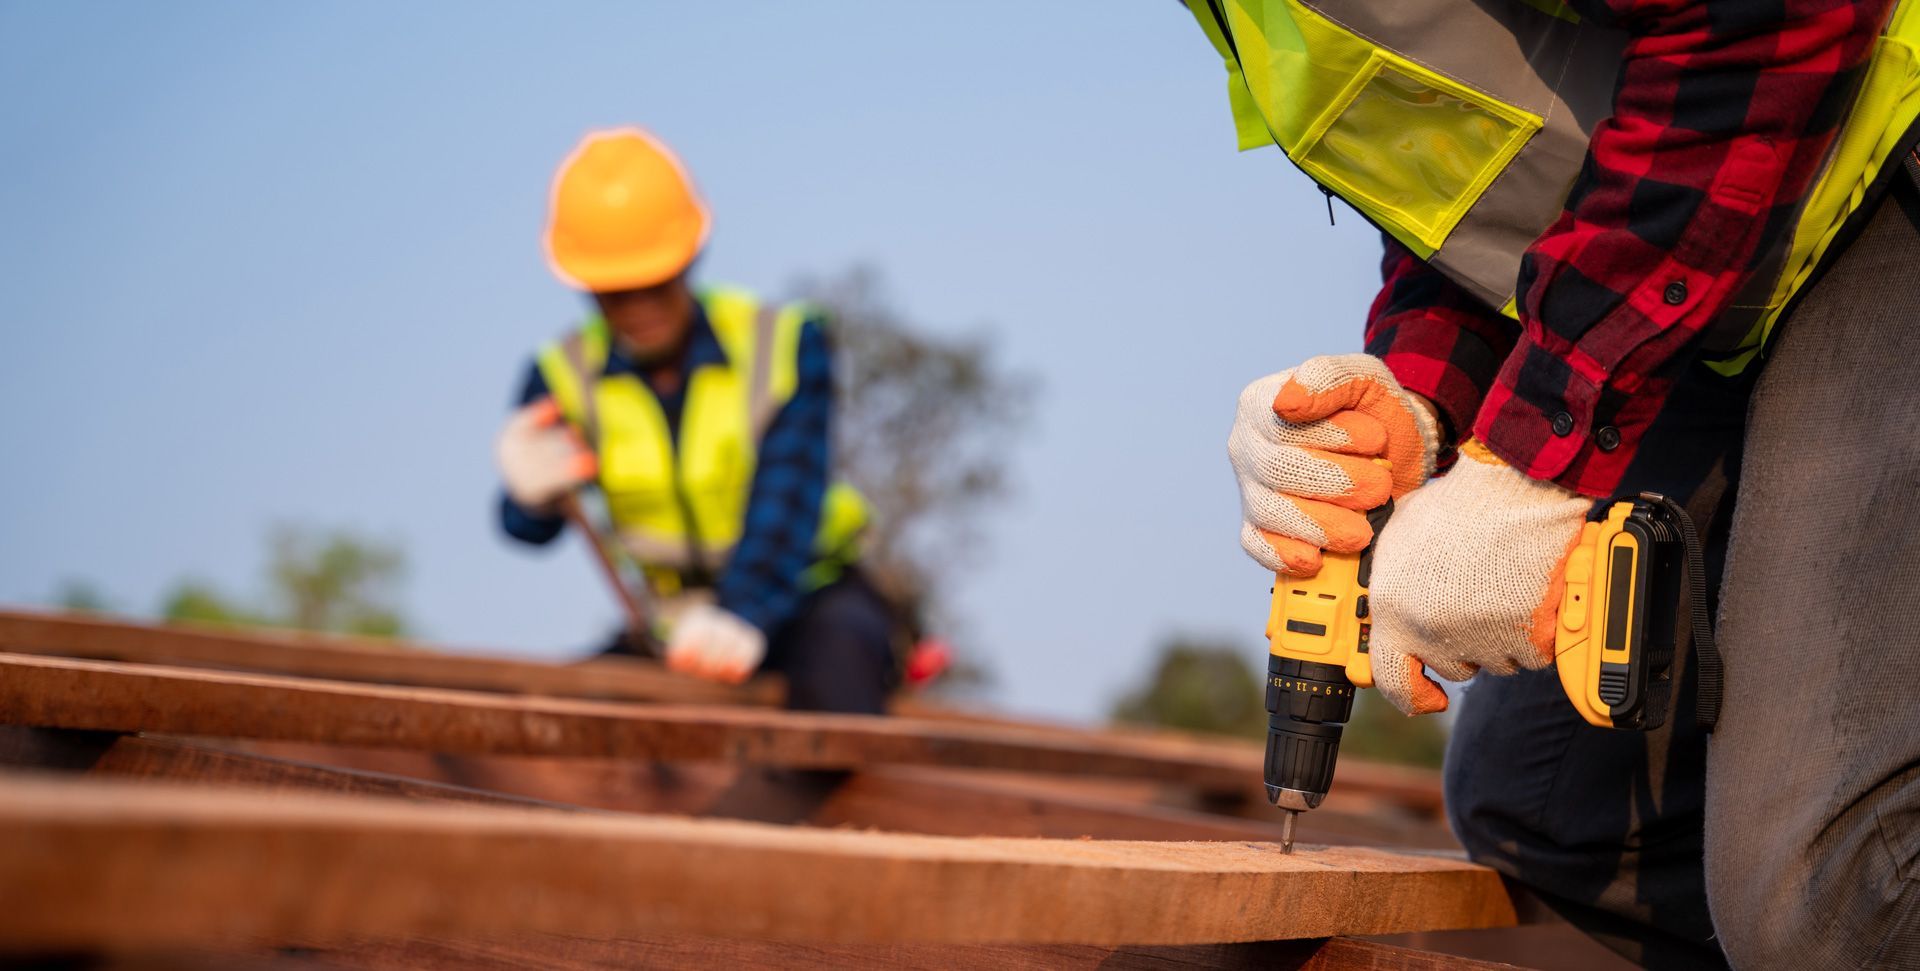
[1187,0,1920,375]
[536,286,870,596]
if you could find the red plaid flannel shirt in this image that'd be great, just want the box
[1368,0,1892,497]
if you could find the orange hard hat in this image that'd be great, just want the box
[544,127,710,292]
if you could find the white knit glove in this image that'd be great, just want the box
[496,399,596,511]
[1229,354,1441,575]
[1367,440,1592,715]
[665,604,767,685]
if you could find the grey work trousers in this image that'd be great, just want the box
[1445,178,1920,969]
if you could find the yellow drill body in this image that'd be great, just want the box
[1262,494,1691,845]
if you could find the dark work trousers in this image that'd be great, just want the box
[760,568,897,715]
[594,569,896,715]
[1445,177,1920,969]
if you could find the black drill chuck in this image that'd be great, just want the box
[1265,655,1356,809]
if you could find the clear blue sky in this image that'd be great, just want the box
[0,2,1385,722]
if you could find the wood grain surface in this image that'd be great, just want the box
[314,933,1529,970]
[0,610,1444,812]
[0,775,1517,951]
[0,608,758,704]
[0,652,1267,786]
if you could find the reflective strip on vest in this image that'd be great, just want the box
[1708,0,1920,374]
[1189,0,1920,375]
[535,287,870,592]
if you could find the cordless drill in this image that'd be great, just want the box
[1262,493,1696,851]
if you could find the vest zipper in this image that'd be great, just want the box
[671,476,714,590]
[669,410,716,589]
[1205,0,1375,237]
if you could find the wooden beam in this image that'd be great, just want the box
[27,952,359,971]
[314,933,1528,970]
[0,726,1276,840]
[0,775,1517,951]
[0,723,1444,847]
[0,726,582,812]
[0,653,1265,787]
[239,741,744,817]
[807,767,1454,846]
[11,936,1528,970]
[226,741,1454,846]
[0,611,1445,814]
[0,608,761,704]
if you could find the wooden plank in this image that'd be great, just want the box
[0,775,1517,950]
[808,766,1455,846]
[239,741,744,817]
[0,611,1444,814]
[0,608,762,704]
[228,741,1451,845]
[0,726,1277,840]
[315,933,1528,970]
[0,726,582,812]
[0,725,1445,846]
[0,653,1266,787]
[37,953,360,971]
[968,719,1446,816]
[15,936,1527,970]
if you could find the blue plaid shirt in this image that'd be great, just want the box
[499,298,834,635]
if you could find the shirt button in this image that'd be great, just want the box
[1663,280,1689,306]
[1550,411,1575,437]
[1595,426,1621,451]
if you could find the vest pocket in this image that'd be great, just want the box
[1295,50,1542,254]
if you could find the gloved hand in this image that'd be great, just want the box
[1367,439,1592,715]
[665,604,767,684]
[496,398,596,511]
[1229,354,1441,575]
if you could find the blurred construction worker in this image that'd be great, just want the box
[1197,0,1918,966]
[494,127,894,715]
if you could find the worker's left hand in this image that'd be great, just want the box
[665,604,767,684]
[1366,439,1592,715]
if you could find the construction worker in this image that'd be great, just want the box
[494,127,894,715]
[1199,0,1919,966]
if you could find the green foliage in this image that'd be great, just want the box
[1340,690,1449,768]
[51,579,115,614]
[266,527,407,636]
[1112,639,1268,738]
[157,527,409,637]
[159,581,260,627]
[1110,637,1450,768]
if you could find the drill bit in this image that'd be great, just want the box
[1280,809,1298,853]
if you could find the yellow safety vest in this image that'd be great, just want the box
[536,286,870,596]
[1187,0,1920,374]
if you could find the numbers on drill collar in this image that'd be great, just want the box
[1271,677,1355,698]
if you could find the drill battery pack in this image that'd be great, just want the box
[1552,495,1693,732]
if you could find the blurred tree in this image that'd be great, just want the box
[1340,690,1449,768]
[266,526,407,636]
[789,266,1034,692]
[1112,639,1267,738]
[51,578,114,614]
[1110,636,1449,768]
[160,580,259,627]
[157,527,409,638]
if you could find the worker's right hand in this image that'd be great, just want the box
[665,604,767,685]
[1228,354,1440,575]
[495,399,596,511]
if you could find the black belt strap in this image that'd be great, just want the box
[1640,493,1721,732]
